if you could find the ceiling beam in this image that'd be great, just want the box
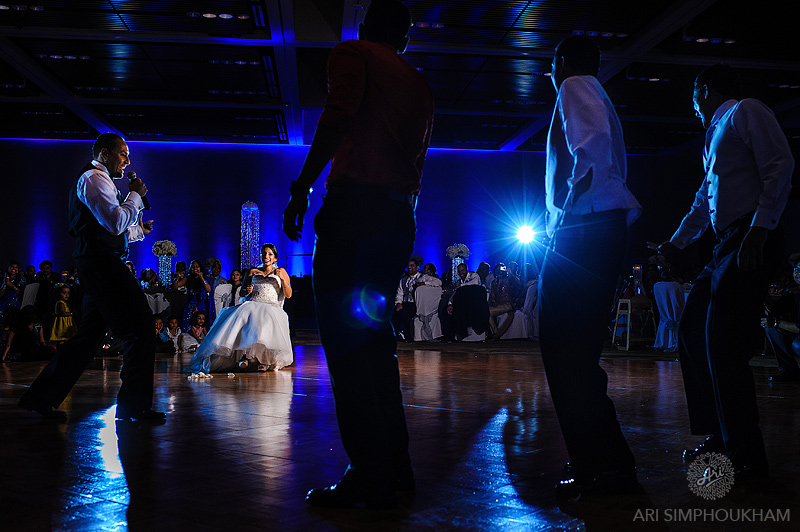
[0,36,120,135]
[265,0,302,145]
[499,0,720,151]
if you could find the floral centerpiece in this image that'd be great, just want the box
[446,243,470,259]
[446,243,470,288]
[152,240,177,286]
[152,240,177,257]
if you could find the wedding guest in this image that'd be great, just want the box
[762,256,800,382]
[488,263,521,339]
[283,0,432,510]
[0,260,26,323]
[182,310,207,353]
[182,260,211,330]
[164,316,182,353]
[227,268,244,307]
[125,261,136,276]
[477,261,493,292]
[24,265,37,285]
[423,262,439,279]
[8,305,55,361]
[441,263,481,341]
[154,316,175,354]
[393,258,441,342]
[0,306,19,363]
[539,36,641,501]
[172,261,187,292]
[34,260,59,328]
[655,64,793,480]
[48,284,77,345]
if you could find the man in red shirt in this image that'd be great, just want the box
[283,0,433,510]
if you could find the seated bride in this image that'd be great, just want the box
[188,243,293,373]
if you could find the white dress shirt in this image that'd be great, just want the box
[670,99,794,248]
[77,160,145,242]
[545,75,642,237]
[395,272,441,305]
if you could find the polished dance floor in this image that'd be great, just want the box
[2,333,799,531]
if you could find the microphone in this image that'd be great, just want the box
[127,171,151,210]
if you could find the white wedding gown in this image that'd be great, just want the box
[188,273,293,372]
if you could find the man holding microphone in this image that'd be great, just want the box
[19,132,164,422]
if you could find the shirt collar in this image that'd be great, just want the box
[91,160,110,175]
[708,99,738,129]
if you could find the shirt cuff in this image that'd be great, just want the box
[751,209,781,230]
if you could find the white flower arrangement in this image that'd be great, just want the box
[446,243,470,259]
[152,240,177,257]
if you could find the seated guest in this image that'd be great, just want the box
[451,284,490,340]
[125,261,136,276]
[5,305,55,361]
[392,258,441,342]
[172,261,188,292]
[138,268,157,289]
[440,263,481,341]
[164,316,182,353]
[763,253,800,382]
[182,311,207,353]
[0,260,26,324]
[477,261,494,293]
[182,260,211,330]
[154,316,176,354]
[488,263,523,340]
[423,263,439,279]
[24,265,37,285]
[227,269,244,307]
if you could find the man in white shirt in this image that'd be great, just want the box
[655,65,793,480]
[19,133,164,422]
[539,36,641,501]
[392,258,441,341]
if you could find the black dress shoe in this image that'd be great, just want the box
[683,434,725,462]
[306,466,397,510]
[555,468,639,503]
[115,408,167,422]
[18,397,67,421]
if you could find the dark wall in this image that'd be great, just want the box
[0,138,796,279]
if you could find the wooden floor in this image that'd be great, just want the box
[2,333,799,532]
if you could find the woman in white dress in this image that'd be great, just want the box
[188,243,293,373]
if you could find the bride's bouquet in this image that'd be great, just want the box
[152,240,177,257]
[446,243,470,259]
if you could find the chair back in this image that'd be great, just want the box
[213,284,233,316]
[21,283,39,307]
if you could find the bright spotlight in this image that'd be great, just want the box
[516,225,535,244]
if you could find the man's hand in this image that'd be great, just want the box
[283,182,310,242]
[395,303,403,312]
[647,241,677,258]
[737,226,768,271]
[128,178,147,197]
[140,219,153,235]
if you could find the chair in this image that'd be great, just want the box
[412,285,443,341]
[213,284,233,317]
[653,281,688,352]
[21,282,39,307]
[612,295,656,351]
[496,283,538,340]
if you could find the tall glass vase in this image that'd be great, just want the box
[451,256,464,288]
[157,255,172,287]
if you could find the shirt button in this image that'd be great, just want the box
[709,209,715,214]
[707,195,713,199]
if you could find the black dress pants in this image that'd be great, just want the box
[539,210,635,476]
[678,219,782,465]
[312,191,415,491]
[21,256,156,414]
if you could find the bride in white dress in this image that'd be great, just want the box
[188,243,293,373]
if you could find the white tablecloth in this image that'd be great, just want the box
[653,282,689,351]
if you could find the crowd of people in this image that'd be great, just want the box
[6,0,797,515]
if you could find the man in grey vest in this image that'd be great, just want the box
[19,133,165,422]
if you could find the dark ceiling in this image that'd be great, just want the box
[1,0,798,155]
